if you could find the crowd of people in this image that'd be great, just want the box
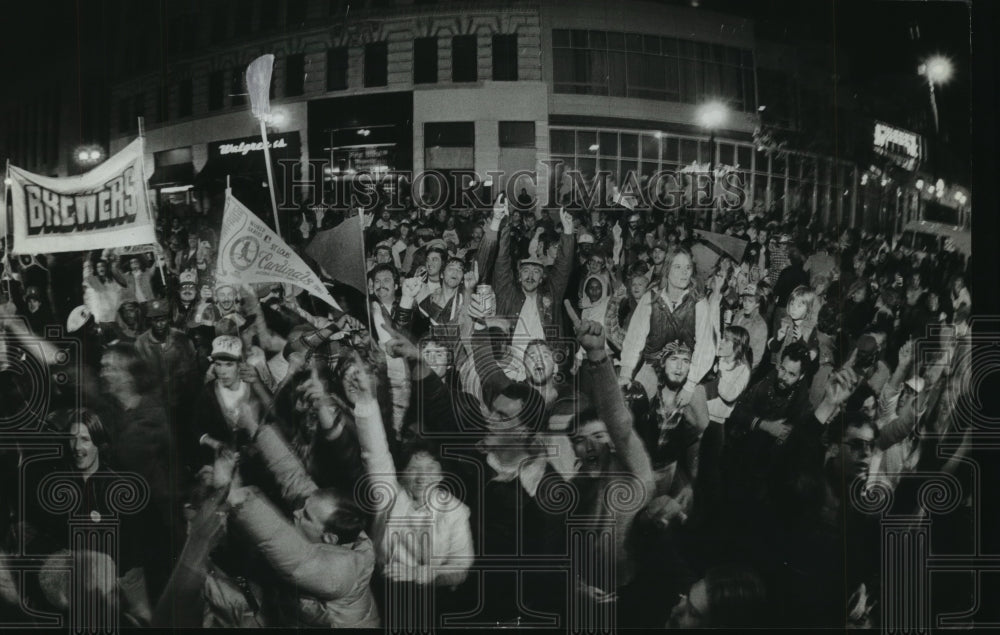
[0,179,974,628]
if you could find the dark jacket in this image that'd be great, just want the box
[490,222,575,327]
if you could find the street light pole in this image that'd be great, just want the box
[696,100,728,231]
[708,128,717,231]
[919,55,953,135]
[926,78,940,134]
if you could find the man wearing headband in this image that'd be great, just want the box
[618,245,717,403]
[636,339,709,532]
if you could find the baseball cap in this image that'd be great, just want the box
[577,233,595,245]
[652,240,669,252]
[210,335,243,361]
[146,299,170,319]
[24,286,41,301]
[179,270,198,287]
[518,256,546,269]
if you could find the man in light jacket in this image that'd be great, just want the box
[217,409,381,628]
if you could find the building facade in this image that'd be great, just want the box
[107,0,864,228]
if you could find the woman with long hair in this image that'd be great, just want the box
[343,357,472,610]
[619,246,719,402]
[768,285,819,373]
[705,326,752,424]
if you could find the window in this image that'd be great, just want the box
[209,70,224,110]
[327,47,348,90]
[286,0,307,26]
[258,0,278,32]
[118,97,130,132]
[550,129,575,154]
[234,4,252,37]
[156,85,169,123]
[328,0,347,16]
[492,34,518,81]
[552,29,756,111]
[178,78,192,117]
[286,53,305,96]
[413,37,438,84]
[132,93,145,126]
[451,35,477,82]
[364,41,388,87]
[425,122,474,147]
[499,121,534,148]
[231,68,245,106]
[211,2,228,42]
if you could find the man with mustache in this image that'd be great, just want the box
[484,195,575,374]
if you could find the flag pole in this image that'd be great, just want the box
[136,117,167,288]
[2,160,10,297]
[259,119,282,237]
[359,208,375,344]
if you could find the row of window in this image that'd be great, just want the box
[119,34,519,131]
[424,121,535,148]
[552,29,756,112]
[549,128,854,189]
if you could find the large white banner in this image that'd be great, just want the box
[216,191,341,311]
[7,138,156,255]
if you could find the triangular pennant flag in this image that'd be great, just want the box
[693,229,748,263]
[216,191,342,311]
[305,211,368,293]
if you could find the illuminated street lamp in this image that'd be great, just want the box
[74,145,105,168]
[696,100,729,229]
[918,54,953,133]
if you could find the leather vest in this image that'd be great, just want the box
[642,291,698,363]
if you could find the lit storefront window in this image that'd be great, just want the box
[548,125,856,221]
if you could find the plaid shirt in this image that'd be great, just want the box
[766,244,789,286]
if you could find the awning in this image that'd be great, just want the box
[148,162,194,187]
[195,131,302,189]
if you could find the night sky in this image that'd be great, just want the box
[1,0,973,183]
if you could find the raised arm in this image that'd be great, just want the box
[492,222,518,316]
[227,486,362,600]
[603,290,628,350]
[686,296,718,392]
[574,312,654,500]
[476,200,507,289]
[618,290,653,383]
[237,407,318,506]
[347,369,400,491]
[547,208,577,309]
